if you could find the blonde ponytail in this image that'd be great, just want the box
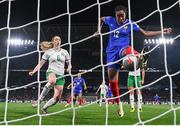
[40,41,53,51]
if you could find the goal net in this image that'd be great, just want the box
[0,0,180,125]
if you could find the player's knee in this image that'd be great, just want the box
[130,91,134,95]
[109,75,118,81]
[53,95,60,101]
[53,93,61,101]
[49,79,56,85]
[108,77,114,81]
[130,89,134,95]
[108,74,116,81]
[128,87,134,94]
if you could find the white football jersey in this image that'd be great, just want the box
[128,68,141,76]
[100,84,107,94]
[42,48,70,75]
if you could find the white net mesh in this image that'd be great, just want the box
[0,0,180,125]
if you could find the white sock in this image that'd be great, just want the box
[138,94,143,109]
[39,82,54,102]
[99,97,102,106]
[130,94,134,109]
[118,102,124,114]
[43,98,57,110]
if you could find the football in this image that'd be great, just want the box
[122,54,140,71]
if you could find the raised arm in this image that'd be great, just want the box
[96,86,101,95]
[67,83,72,89]
[66,60,72,74]
[139,27,172,36]
[29,59,46,76]
[94,17,106,35]
[106,85,108,92]
[97,17,106,32]
[141,68,145,85]
[65,49,72,74]
[83,82,87,90]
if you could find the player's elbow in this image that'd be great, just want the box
[140,29,151,37]
[100,17,105,22]
[143,31,150,36]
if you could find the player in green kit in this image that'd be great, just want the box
[128,67,144,112]
[29,35,72,114]
[128,45,149,112]
[96,81,108,107]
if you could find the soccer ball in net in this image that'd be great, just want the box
[122,54,140,71]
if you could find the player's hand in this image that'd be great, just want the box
[121,65,124,69]
[66,67,71,74]
[141,80,144,85]
[67,87,70,90]
[93,31,100,37]
[29,71,35,76]
[163,28,172,34]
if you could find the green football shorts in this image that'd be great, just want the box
[46,72,65,86]
[128,75,141,88]
[100,93,106,97]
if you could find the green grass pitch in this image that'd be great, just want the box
[0,102,180,125]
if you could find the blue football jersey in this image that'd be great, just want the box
[104,16,140,52]
[73,77,85,91]
[154,95,160,101]
[107,85,113,97]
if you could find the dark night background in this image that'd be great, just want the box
[0,0,180,101]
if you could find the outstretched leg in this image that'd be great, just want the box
[128,87,135,112]
[42,85,63,114]
[137,90,143,112]
[32,73,55,108]
[108,69,124,117]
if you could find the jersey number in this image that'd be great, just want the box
[57,55,61,61]
[113,30,120,38]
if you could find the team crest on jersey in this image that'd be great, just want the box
[61,52,65,57]
[123,26,128,30]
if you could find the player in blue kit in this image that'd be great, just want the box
[94,5,172,117]
[107,83,114,105]
[67,72,87,106]
[154,94,161,104]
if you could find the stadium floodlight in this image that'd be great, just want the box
[145,39,148,44]
[155,39,159,44]
[8,39,21,45]
[166,39,170,44]
[144,38,174,45]
[148,39,152,44]
[7,38,35,46]
[24,40,28,45]
[28,40,31,45]
[21,40,24,45]
[170,38,174,44]
[31,40,34,45]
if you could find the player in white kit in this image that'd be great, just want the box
[29,35,72,114]
[96,81,108,106]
